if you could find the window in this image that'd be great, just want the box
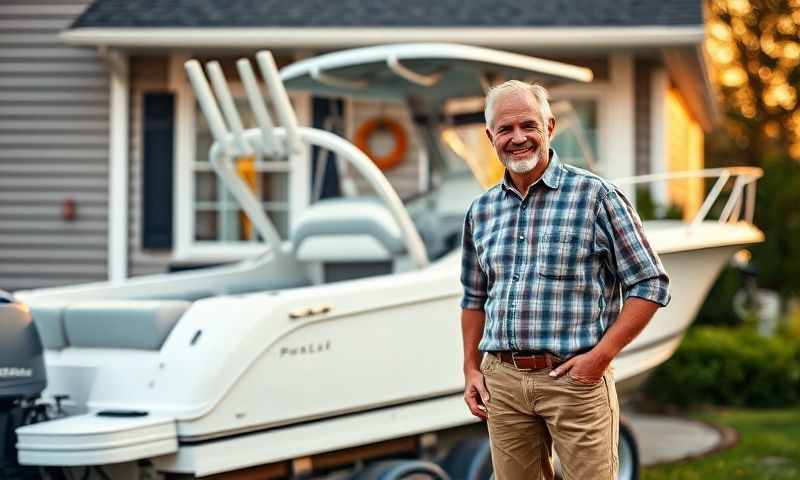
[193,97,291,243]
[550,99,599,171]
[664,89,703,219]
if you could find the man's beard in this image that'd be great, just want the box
[503,145,544,174]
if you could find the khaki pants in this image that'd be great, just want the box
[480,352,619,480]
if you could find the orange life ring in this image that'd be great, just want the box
[354,117,408,171]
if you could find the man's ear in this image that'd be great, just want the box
[547,117,556,139]
[485,127,493,143]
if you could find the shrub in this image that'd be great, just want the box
[693,154,800,326]
[635,187,683,221]
[694,265,744,327]
[751,156,800,298]
[643,326,800,408]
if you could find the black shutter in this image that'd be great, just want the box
[311,96,343,199]
[142,93,175,249]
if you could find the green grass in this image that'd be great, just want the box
[642,408,800,480]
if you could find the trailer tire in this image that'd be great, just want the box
[438,437,493,480]
[618,417,640,480]
[352,460,450,480]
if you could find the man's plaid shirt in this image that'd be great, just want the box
[460,151,670,358]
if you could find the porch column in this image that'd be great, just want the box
[169,52,194,258]
[650,67,669,206]
[107,49,129,283]
[606,54,635,199]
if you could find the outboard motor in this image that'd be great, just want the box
[0,290,48,479]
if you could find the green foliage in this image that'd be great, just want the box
[635,187,684,221]
[694,265,743,327]
[783,303,800,338]
[643,408,800,480]
[644,326,800,408]
[696,154,800,325]
[636,186,657,221]
[750,155,800,297]
[706,0,800,164]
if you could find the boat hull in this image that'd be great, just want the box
[174,244,743,443]
[614,244,740,396]
[15,231,754,474]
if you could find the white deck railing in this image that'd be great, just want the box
[614,167,763,228]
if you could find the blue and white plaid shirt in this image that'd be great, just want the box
[460,150,670,357]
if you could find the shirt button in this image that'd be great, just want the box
[518,235,524,241]
[512,273,520,281]
[521,203,527,210]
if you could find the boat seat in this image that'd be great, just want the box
[63,300,190,350]
[291,197,407,262]
[30,304,69,350]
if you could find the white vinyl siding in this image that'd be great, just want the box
[0,0,108,292]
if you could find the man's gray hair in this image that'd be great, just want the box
[484,80,553,129]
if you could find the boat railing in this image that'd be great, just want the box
[613,167,764,228]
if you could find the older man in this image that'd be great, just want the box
[460,80,670,479]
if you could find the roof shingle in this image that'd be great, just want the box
[71,0,704,29]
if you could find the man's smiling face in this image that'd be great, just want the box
[486,91,551,174]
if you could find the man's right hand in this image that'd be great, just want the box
[461,308,489,420]
[463,368,490,420]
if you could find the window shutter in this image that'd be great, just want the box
[312,97,343,199]
[142,93,175,249]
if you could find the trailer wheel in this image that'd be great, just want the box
[437,437,493,480]
[351,460,450,480]
[618,418,640,480]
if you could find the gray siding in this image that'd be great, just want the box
[0,0,108,292]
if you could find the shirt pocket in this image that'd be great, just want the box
[536,229,590,283]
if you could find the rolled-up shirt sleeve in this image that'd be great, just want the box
[594,188,670,306]
[460,206,488,310]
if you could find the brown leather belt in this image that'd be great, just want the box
[493,351,563,370]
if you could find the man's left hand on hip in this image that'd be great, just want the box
[549,349,611,385]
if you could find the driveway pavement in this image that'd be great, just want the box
[624,411,730,466]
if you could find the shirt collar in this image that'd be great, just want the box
[501,149,563,194]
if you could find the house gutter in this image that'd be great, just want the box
[61,26,704,50]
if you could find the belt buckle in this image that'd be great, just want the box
[511,351,531,371]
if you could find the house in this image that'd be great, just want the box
[0,0,713,291]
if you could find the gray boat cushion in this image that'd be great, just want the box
[30,304,68,350]
[291,197,407,261]
[64,300,190,350]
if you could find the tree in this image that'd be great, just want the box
[705,0,800,164]
[697,1,800,302]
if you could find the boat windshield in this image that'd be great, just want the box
[404,124,491,261]
[403,110,596,261]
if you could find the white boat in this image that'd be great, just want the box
[6,44,763,479]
